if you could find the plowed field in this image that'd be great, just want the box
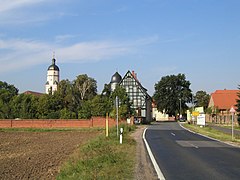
[0,130,99,179]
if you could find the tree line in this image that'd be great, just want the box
[0,74,133,119]
[2,73,236,121]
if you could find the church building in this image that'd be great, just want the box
[110,70,152,123]
[45,56,60,94]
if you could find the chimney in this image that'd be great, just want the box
[132,70,137,80]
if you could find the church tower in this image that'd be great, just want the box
[110,72,122,92]
[45,55,60,94]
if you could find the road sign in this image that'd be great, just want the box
[230,106,236,113]
[197,114,206,126]
[192,111,199,116]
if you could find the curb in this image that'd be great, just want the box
[143,128,165,180]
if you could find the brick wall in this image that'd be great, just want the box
[0,117,119,128]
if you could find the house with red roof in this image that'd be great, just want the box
[23,91,44,97]
[208,89,239,114]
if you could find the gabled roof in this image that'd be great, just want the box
[209,90,239,110]
[120,70,151,99]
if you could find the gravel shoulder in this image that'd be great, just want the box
[131,125,158,180]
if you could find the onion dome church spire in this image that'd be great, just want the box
[45,53,60,94]
[110,71,122,92]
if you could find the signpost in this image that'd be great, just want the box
[197,114,206,126]
[192,111,199,117]
[230,106,236,141]
[116,96,119,137]
[192,111,199,124]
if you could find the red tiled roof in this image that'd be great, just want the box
[23,91,44,96]
[210,90,239,110]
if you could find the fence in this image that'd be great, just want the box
[0,117,120,128]
[205,114,239,126]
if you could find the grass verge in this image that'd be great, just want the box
[209,124,240,131]
[182,123,240,145]
[57,124,136,180]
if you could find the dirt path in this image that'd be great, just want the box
[0,130,99,179]
[131,126,158,180]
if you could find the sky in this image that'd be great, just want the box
[0,0,239,96]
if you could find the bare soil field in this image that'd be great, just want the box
[0,130,100,179]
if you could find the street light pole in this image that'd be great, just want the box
[179,98,182,119]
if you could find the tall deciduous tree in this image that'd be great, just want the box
[11,94,39,119]
[0,81,18,118]
[54,79,77,117]
[153,74,192,117]
[73,74,97,101]
[194,90,210,110]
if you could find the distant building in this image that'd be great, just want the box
[45,56,60,94]
[152,102,169,121]
[23,91,44,96]
[208,89,239,114]
[110,70,152,123]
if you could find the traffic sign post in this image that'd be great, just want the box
[230,106,236,141]
[192,111,199,124]
[116,96,119,138]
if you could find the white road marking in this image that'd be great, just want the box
[171,132,176,136]
[186,141,199,148]
[143,128,166,180]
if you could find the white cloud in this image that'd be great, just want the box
[0,0,46,13]
[0,36,158,73]
[0,0,60,26]
[55,34,78,43]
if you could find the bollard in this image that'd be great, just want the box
[120,128,123,144]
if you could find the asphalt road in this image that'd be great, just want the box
[145,122,240,180]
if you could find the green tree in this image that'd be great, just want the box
[101,83,111,97]
[78,101,92,119]
[90,95,112,117]
[0,81,18,118]
[55,79,78,117]
[10,94,39,119]
[60,108,77,119]
[110,85,133,119]
[153,74,192,117]
[37,94,62,119]
[194,90,210,110]
[73,74,97,101]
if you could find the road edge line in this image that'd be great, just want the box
[179,123,239,148]
[143,128,165,180]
